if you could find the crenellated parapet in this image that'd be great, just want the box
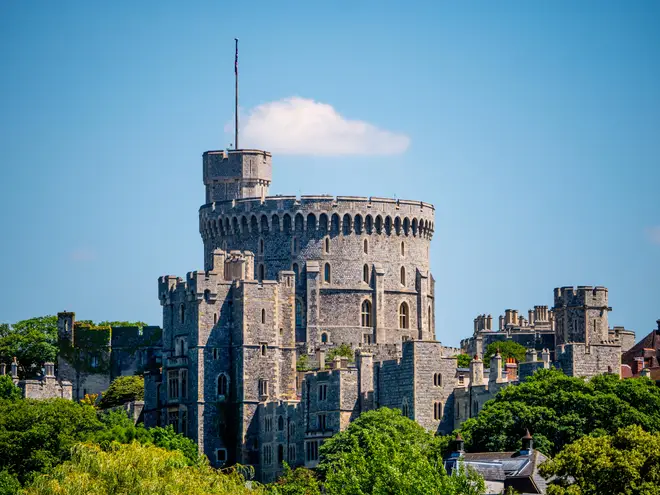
[199,195,435,242]
[553,286,610,309]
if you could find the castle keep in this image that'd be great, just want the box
[141,146,635,482]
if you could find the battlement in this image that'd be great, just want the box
[203,149,272,203]
[199,195,435,241]
[553,286,609,308]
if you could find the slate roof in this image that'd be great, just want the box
[445,450,549,494]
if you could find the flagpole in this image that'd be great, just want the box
[234,38,239,150]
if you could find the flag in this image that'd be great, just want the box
[234,38,238,75]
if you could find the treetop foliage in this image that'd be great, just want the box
[326,344,354,363]
[483,340,527,364]
[540,425,660,495]
[0,376,21,402]
[454,354,472,368]
[460,368,660,456]
[316,408,484,495]
[0,317,58,379]
[24,442,257,495]
[98,375,144,409]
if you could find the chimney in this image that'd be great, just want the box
[499,315,504,330]
[489,350,503,383]
[316,348,326,371]
[541,348,551,368]
[44,362,55,378]
[641,367,651,378]
[520,429,534,455]
[505,357,518,381]
[525,348,537,363]
[528,310,534,325]
[10,357,18,379]
[634,357,644,375]
[487,314,492,330]
[469,355,484,386]
[453,432,465,455]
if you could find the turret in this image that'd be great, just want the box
[203,149,272,203]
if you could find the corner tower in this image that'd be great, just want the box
[203,149,272,204]
[553,286,611,345]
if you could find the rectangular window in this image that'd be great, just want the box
[318,413,327,431]
[363,334,373,344]
[168,411,180,433]
[318,384,328,401]
[180,369,188,400]
[168,370,179,399]
[216,448,227,464]
[306,440,319,462]
[264,445,273,465]
[259,379,269,398]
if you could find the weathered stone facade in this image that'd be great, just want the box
[0,360,73,400]
[56,312,162,401]
[143,146,634,483]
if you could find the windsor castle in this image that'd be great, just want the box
[3,146,644,484]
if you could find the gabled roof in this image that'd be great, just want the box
[445,450,549,494]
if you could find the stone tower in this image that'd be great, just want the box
[553,286,611,345]
[203,149,272,204]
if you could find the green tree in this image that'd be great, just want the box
[539,425,660,495]
[316,408,485,495]
[268,464,321,495]
[0,469,20,495]
[24,442,260,495]
[326,344,354,363]
[0,317,58,378]
[98,375,144,409]
[483,341,526,364]
[455,354,472,368]
[0,376,20,401]
[0,399,105,484]
[460,369,660,456]
[97,320,147,328]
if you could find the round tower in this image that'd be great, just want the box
[198,151,436,350]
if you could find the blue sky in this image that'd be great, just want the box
[1,1,658,346]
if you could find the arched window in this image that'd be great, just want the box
[399,302,409,329]
[363,239,368,254]
[428,306,432,332]
[259,238,264,254]
[363,264,369,284]
[400,266,406,285]
[278,416,284,431]
[361,300,372,327]
[295,298,304,328]
[434,402,443,421]
[401,241,405,256]
[217,374,228,396]
[261,309,266,324]
[180,305,185,324]
[321,332,328,343]
[258,264,265,281]
[261,344,267,356]
[324,263,331,283]
[324,237,330,254]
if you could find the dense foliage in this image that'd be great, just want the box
[268,465,321,495]
[326,344,354,363]
[460,368,660,455]
[0,376,20,402]
[482,341,527,364]
[0,398,200,487]
[98,375,144,409]
[454,354,472,368]
[315,408,484,495]
[24,442,258,495]
[0,317,58,378]
[539,425,660,495]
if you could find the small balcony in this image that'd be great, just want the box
[167,355,189,368]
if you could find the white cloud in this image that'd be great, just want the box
[230,97,410,156]
[69,248,96,262]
